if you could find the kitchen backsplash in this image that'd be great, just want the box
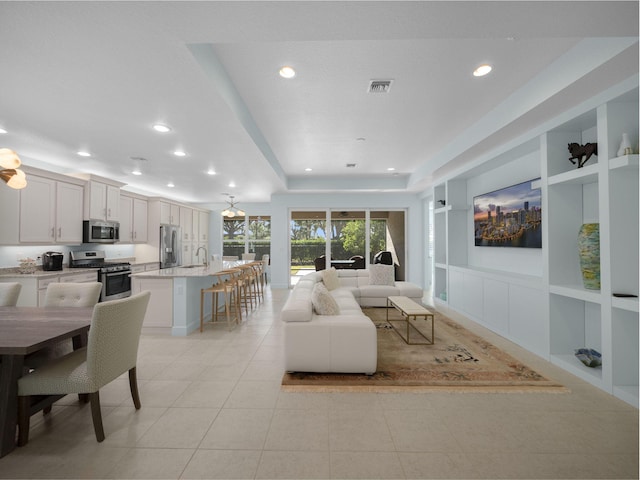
[0,244,136,268]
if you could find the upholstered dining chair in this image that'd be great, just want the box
[17,291,151,445]
[0,282,22,306]
[241,252,256,261]
[44,282,102,308]
[27,282,103,368]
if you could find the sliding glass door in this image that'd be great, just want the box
[289,209,406,285]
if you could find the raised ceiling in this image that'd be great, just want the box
[0,1,637,204]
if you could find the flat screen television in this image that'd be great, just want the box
[473,178,542,248]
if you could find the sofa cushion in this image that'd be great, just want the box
[321,267,340,291]
[369,264,395,286]
[311,283,340,315]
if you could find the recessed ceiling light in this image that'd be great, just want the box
[152,124,171,133]
[173,150,186,157]
[305,168,312,172]
[207,169,216,175]
[473,64,492,77]
[131,168,142,176]
[77,151,91,157]
[167,182,175,188]
[0,128,7,134]
[228,182,236,188]
[279,66,296,78]
[387,167,396,171]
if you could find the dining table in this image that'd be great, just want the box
[0,306,93,458]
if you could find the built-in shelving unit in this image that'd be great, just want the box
[432,79,639,407]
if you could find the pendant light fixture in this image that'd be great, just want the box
[0,148,27,189]
[221,195,245,217]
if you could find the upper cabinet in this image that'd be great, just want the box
[198,210,209,243]
[160,201,180,226]
[68,173,126,222]
[18,173,84,244]
[120,193,148,244]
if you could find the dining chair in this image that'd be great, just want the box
[241,252,256,261]
[27,282,103,369]
[17,291,151,445]
[0,282,21,306]
[222,255,239,261]
[44,282,102,308]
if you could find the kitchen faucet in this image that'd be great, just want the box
[195,246,208,266]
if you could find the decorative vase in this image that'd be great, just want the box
[577,223,600,290]
[617,133,632,157]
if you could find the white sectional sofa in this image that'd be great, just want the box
[281,267,424,374]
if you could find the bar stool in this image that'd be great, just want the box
[200,269,242,332]
[237,263,258,310]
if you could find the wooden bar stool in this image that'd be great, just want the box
[200,269,241,332]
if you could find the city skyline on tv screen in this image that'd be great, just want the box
[473,179,542,248]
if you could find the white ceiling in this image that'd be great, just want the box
[0,1,637,205]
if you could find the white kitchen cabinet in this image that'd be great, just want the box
[120,194,148,243]
[198,210,209,242]
[87,180,120,221]
[180,206,193,242]
[0,182,20,244]
[160,201,180,226]
[19,175,84,244]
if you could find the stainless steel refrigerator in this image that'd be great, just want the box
[160,224,182,268]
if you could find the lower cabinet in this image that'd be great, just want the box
[447,266,546,358]
[132,277,173,328]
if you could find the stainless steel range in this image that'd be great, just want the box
[69,251,132,302]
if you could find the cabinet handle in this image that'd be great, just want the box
[108,208,111,217]
[51,227,55,238]
[133,231,136,240]
[58,227,62,238]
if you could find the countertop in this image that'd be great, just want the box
[0,266,96,279]
[131,260,252,279]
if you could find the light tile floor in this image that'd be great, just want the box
[0,286,637,479]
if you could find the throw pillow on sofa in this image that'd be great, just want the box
[311,282,340,315]
[369,264,395,286]
[321,267,340,291]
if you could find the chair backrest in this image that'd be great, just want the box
[222,256,239,261]
[241,253,256,261]
[44,282,102,307]
[86,291,151,389]
[0,282,22,306]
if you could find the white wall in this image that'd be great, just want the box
[466,150,543,277]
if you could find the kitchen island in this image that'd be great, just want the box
[131,260,241,336]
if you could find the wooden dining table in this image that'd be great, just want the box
[0,306,93,458]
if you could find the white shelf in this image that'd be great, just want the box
[449,264,544,290]
[612,296,640,313]
[547,162,599,186]
[609,154,639,171]
[434,205,450,214]
[434,263,448,270]
[550,353,603,386]
[549,284,602,304]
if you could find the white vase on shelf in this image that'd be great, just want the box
[616,133,632,157]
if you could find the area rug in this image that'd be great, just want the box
[282,308,567,393]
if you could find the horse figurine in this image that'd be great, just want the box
[568,142,597,168]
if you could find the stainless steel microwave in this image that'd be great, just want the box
[83,220,120,244]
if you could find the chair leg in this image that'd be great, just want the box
[89,391,105,442]
[17,396,31,446]
[128,367,141,410]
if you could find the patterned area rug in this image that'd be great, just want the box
[281,307,567,392]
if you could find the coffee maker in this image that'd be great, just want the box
[42,251,64,271]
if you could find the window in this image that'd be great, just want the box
[222,217,245,258]
[248,216,271,259]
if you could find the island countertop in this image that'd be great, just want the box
[131,260,252,279]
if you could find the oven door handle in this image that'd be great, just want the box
[101,271,132,278]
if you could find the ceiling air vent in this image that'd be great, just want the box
[368,79,393,93]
